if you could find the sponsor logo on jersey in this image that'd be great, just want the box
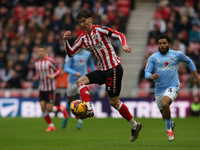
[157,65,176,71]
[88,42,103,50]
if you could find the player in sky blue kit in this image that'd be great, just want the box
[145,34,200,141]
[62,49,95,129]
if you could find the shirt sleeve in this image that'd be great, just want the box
[63,35,83,57]
[64,56,76,75]
[99,26,127,46]
[178,51,197,72]
[144,56,154,79]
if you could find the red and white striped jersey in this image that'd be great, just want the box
[63,24,128,71]
[34,56,60,91]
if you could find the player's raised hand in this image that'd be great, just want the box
[63,31,71,40]
[122,45,132,53]
[150,73,160,80]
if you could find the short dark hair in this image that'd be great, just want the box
[37,45,46,50]
[156,34,171,44]
[77,9,92,20]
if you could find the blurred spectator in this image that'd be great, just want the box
[180,0,195,18]
[46,46,56,59]
[92,1,105,16]
[145,37,158,58]
[53,0,67,20]
[5,70,22,89]
[71,0,82,20]
[186,45,199,62]
[188,24,200,42]
[30,46,38,62]
[31,11,42,28]
[149,12,167,33]
[191,11,200,26]
[176,15,191,33]
[190,95,200,116]
[6,47,19,63]
[25,61,35,81]
[1,60,14,82]
[172,39,186,54]
[155,0,170,21]
[0,46,5,68]
[148,25,161,40]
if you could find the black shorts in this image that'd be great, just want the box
[39,91,55,104]
[86,64,123,97]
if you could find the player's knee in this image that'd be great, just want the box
[41,107,46,112]
[109,101,118,108]
[47,106,53,112]
[162,101,169,109]
[76,79,82,86]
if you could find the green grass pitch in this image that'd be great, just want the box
[0,117,200,150]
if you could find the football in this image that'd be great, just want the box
[70,100,88,117]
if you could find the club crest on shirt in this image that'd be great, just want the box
[170,57,174,63]
[93,34,98,39]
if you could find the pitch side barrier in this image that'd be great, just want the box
[0,88,195,118]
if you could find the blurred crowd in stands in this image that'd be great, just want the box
[139,0,200,98]
[0,0,133,98]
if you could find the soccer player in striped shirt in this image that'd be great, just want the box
[145,34,200,141]
[63,9,142,142]
[33,45,68,132]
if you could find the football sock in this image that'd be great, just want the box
[78,119,83,124]
[52,106,61,112]
[43,110,53,125]
[78,84,91,102]
[116,101,133,122]
[66,102,70,114]
[129,119,137,130]
[86,102,93,111]
[164,118,172,130]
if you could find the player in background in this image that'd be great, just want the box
[63,9,142,142]
[62,49,95,129]
[33,45,68,132]
[145,34,200,141]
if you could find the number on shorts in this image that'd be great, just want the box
[168,88,172,92]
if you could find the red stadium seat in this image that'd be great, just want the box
[26,6,35,21]
[37,7,45,16]
[117,7,130,16]
[117,0,131,7]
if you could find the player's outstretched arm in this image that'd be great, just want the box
[122,45,132,53]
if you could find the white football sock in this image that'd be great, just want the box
[129,118,137,130]
[86,102,93,111]
[49,123,54,127]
